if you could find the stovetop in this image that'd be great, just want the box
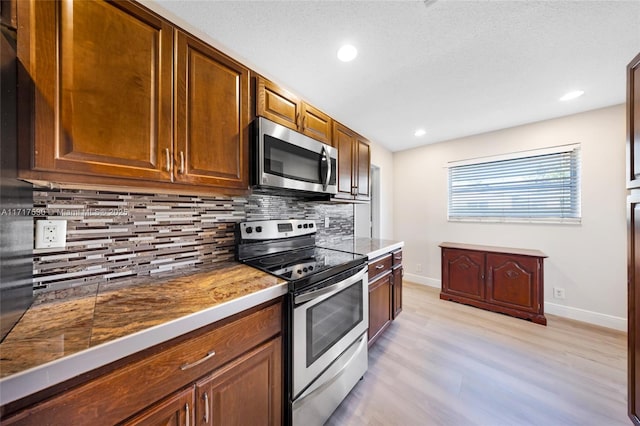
[237,220,366,292]
[242,246,365,292]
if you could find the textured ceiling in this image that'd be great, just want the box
[146,0,640,152]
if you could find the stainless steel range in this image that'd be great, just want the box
[237,219,368,426]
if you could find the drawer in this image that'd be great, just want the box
[392,250,403,266]
[3,300,282,425]
[368,253,392,280]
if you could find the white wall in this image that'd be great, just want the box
[393,104,627,330]
[370,140,395,240]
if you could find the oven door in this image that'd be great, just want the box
[257,117,337,194]
[292,265,368,397]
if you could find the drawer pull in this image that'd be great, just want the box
[394,256,401,260]
[375,265,385,270]
[180,350,216,371]
[204,392,210,423]
[179,151,185,174]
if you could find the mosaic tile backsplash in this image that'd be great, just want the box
[33,189,354,294]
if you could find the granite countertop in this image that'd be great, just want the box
[323,238,404,259]
[0,262,287,406]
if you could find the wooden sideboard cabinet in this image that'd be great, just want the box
[440,242,547,325]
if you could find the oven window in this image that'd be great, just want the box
[306,281,363,367]
[264,135,336,185]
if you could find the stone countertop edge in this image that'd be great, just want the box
[0,282,288,407]
[364,240,405,260]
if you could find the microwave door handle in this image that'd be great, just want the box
[320,145,330,191]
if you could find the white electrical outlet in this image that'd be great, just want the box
[35,220,67,249]
[416,263,423,273]
[324,217,330,228]
[553,287,566,299]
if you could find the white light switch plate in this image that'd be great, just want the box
[35,219,67,249]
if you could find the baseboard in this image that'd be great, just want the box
[545,302,626,332]
[404,274,627,332]
[404,273,440,288]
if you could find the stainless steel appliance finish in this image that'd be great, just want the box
[1,16,33,341]
[255,117,338,195]
[237,219,368,425]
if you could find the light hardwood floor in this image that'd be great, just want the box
[326,282,627,426]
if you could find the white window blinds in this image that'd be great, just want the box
[448,145,581,223]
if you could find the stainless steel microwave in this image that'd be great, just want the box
[255,117,338,195]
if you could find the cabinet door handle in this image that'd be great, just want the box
[164,148,171,172]
[375,264,384,270]
[180,350,216,370]
[203,392,210,423]
[301,115,306,130]
[179,151,185,174]
[296,113,300,128]
[185,403,190,426]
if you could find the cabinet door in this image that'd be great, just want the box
[196,338,282,426]
[392,266,403,319]
[355,137,371,200]
[175,31,249,189]
[122,387,195,426]
[300,103,332,144]
[20,0,173,181]
[486,253,539,312]
[333,122,356,199]
[368,273,392,345]
[256,77,301,131]
[628,52,640,189]
[442,249,485,300]
[629,192,640,425]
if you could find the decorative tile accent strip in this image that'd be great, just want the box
[32,189,354,294]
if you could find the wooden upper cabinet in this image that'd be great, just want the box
[257,77,301,130]
[300,103,332,144]
[256,76,332,144]
[356,137,371,200]
[175,31,249,189]
[332,122,371,201]
[18,0,173,182]
[628,52,640,189]
[334,123,356,198]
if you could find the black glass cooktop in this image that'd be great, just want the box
[243,246,366,291]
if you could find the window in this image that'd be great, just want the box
[448,144,581,223]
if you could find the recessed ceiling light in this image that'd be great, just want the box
[337,44,358,62]
[559,90,585,101]
[414,129,426,137]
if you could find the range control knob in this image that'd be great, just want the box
[297,269,302,275]
[245,227,253,234]
[256,226,262,233]
[298,224,303,229]
[303,224,308,228]
[309,223,314,228]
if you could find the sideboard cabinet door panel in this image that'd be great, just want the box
[442,249,485,300]
[486,254,539,312]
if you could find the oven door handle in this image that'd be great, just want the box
[294,266,367,305]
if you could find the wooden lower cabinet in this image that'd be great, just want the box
[122,387,195,426]
[392,265,403,319]
[440,243,547,325]
[1,300,283,425]
[368,272,392,345]
[195,338,281,426]
[368,249,403,346]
